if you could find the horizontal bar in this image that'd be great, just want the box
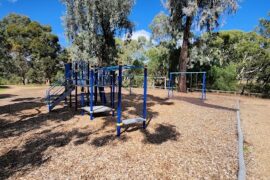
[170,72,206,75]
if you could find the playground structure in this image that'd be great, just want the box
[46,61,148,136]
[168,72,207,100]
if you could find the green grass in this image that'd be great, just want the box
[0,85,10,94]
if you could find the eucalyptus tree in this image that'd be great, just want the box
[163,0,238,91]
[62,0,134,66]
[0,29,11,78]
[0,14,62,84]
[256,12,270,38]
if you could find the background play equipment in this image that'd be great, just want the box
[168,72,207,100]
[45,61,148,136]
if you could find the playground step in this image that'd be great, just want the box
[82,106,112,114]
[122,117,146,125]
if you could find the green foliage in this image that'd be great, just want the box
[146,45,169,77]
[116,38,148,65]
[210,64,238,91]
[190,28,270,96]
[256,12,270,38]
[165,0,238,32]
[0,13,65,84]
[149,12,173,43]
[62,0,134,65]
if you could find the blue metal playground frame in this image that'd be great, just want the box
[64,63,148,137]
[168,72,207,100]
[87,64,148,136]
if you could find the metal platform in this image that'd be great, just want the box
[82,106,112,114]
[122,117,146,125]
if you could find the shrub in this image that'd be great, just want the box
[210,64,238,91]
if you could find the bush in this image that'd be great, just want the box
[0,75,21,85]
[210,64,238,91]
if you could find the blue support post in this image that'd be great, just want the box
[112,71,115,117]
[94,68,98,105]
[75,63,78,111]
[48,92,51,112]
[129,76,132,95]
[90,68,94,120]
[117,65,123,136]
[143,66,148,129]
[80,91,85,116]
[202,72,206,100]
[110,71,113,109]
[168,73,173,98]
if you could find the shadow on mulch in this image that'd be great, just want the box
[0,106,77,139]
[11,97,37,102]
[0,128,92,179]
[0,95,78,140]
[0,100,43,115]
[173,96,237,112]
[0,90,175,178]
[90,134,129,147]
[0,94,17,99]
[141,124,180,144]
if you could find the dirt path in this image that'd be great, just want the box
[0,86,244,179]
[240,97,270,179]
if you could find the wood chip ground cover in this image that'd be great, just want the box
[0,86,242,179]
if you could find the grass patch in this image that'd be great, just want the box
[0,85,10,94]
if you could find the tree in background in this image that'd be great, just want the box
[148,12,180,78]
[0,14,64,84]
[149,12,173,43]
[62,0,134,66]
[256,12,270,38]
[30,31,61,83]
[0,28,11,82]
[190,30,270,96]
[116,36,149,65]
[164,0,238,92]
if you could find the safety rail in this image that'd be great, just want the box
[46,80,68,104]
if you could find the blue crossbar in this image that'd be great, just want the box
[100,65,144,72]
[170,72,206,75]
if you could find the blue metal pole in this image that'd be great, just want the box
[48,93,51,112]
[112,71,115,117]
[94,68,98,105]
[202,72,206,100]
[80,91,85,116]
[168,73,173,98]
[129,75,132,95]
[203,72,207,100]
[143,66,148,129]
[168,73,171,98]
[90,68,94,120]
[117,65,123,136]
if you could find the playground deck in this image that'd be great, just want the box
[0,86,269,179]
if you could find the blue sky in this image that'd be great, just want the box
[0,0,269,47]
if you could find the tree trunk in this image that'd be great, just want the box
[179,16,192,92]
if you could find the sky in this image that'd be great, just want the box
[0,0,269,47]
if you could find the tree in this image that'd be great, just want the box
[256,12,270,38]
[164,0,238,92]
[149,12,172,43]
[190,30,270,95]
[30,33,61,83]
[0,14,62,84]
[0,29,11,79]
[62,0,134,66]
[116,36,149,65]
[146,45,169,78]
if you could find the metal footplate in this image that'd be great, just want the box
[122,117,146,125]
[82,106,112,114]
